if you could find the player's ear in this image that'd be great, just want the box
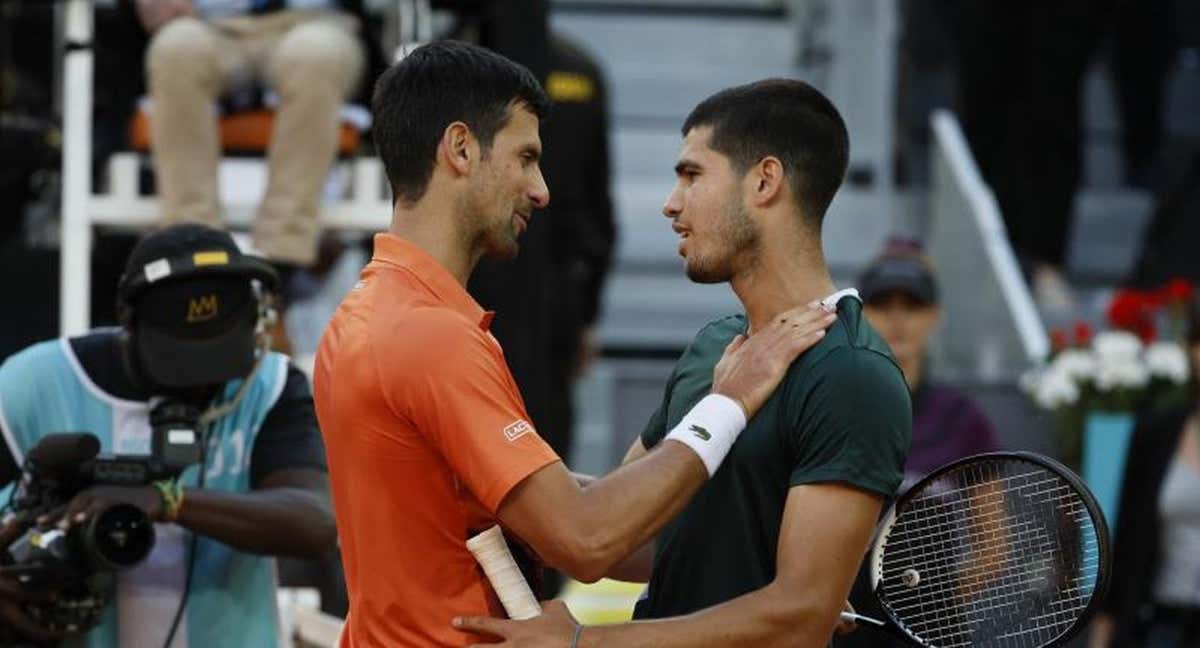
[748,156,785,208]
[440,121,478,176]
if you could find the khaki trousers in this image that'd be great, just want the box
[146,10,364,266]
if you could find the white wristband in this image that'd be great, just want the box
[664,394,748,477]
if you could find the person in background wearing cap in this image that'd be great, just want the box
[856,240,999,490]
[0,223,335,647]
[834,240,998,648]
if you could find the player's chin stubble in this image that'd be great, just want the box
[685,249,729,284]
[685,202,759,284]
[485,214,521,260]
[484,231,519,260]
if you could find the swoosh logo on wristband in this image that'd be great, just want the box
[689,424,711,441]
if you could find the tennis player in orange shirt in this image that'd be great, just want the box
[312,41,835,647]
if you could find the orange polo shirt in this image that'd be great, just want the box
[313,233,560,647]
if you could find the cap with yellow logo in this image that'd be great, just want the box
[117,224,278,390]
[118,224,278,304]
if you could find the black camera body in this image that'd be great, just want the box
[0,401,206,635]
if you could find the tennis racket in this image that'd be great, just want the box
[841,451,1111,648]
[467,525,542,620]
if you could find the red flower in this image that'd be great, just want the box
[1135,321,1157,344]
[1050,328,1069,352]
[1108,290,1160,342]
[1073,321,1093,346]
[1107,290,1154,330]
[1161,278,1195,303]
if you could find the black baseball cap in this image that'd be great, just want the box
[119,224,278,389]
[858,253,939,305]
[119,224,278,303]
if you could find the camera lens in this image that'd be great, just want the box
[83,504,155,569]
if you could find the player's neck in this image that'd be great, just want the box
[732,234,834,335]
[389,199,478,286]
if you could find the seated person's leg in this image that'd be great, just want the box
[145,17,236,225]
[255,15,364,268]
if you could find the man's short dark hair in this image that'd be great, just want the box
[682,78,849,228]
[372,40,551,205]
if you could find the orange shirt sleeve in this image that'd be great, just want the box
[379,307,561,513]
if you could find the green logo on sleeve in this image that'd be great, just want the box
[689,424,711,441]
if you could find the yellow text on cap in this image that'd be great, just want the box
[193,251,230,266]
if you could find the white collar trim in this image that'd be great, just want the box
[820,288,861,312]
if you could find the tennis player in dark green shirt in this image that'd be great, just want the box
[630,293,911,620]
[455,79,912,647]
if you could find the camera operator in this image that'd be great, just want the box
[0,223,335,647]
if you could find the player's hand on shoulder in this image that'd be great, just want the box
[454,599,580,648]
[711,302,834,417]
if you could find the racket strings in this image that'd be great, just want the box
[903,470,1059,506]
[881,537,1100,610]
[885,478,1086,572]
[902,468,1099,643]
[886,555,1100,645]
[882,500,1095,581]
[877,460,1102,647]
[884,488,1082,560]
[903,467,1098,646]
[891,476,1072,535]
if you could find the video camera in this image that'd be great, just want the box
[0,401,206,635]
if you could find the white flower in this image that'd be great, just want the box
[1145,342,1190,385]
[1034,367,1080,409]
[1094,357,1150,391]
[1050,349,1097,382]
[1019,368,1043,396]
[1092,331,1143,362]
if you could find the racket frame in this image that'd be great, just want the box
[865,451,1112,648]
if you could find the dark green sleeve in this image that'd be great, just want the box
[787,348,911,497]
[640,316,743,450]
[639,371,676,449]
[641,345,698,450]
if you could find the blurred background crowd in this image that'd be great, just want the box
[1,0,1199,645]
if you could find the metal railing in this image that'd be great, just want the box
[926,109,1049,382]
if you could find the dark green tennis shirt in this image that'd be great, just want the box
[633,296,912,620]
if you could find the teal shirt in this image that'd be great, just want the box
[635,297,911,619]
[0,335,288,648]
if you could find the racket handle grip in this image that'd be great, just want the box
[466,525,542,620]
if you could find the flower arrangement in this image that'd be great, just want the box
[1022,278,1194,467]
[1106,278,1195,343]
